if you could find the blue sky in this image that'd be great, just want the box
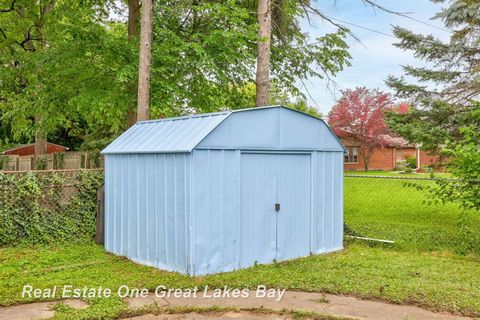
[299,0,451,115]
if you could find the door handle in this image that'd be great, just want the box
[275,203,280,212]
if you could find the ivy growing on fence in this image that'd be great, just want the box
[0,171,103,246]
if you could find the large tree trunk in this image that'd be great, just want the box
[34,115,47,155]
[128,0,140,39]
[32,2,54,157]
[126,0,140,127]
[136,0,153,122]
[255,0,271,107]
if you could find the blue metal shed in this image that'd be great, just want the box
[102,106,344,275]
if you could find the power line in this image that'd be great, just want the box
[362,0,451,33]
[327,16,396,39]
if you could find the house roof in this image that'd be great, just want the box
[379,134,414,148]
[2,142,69,155]
[338,133,414,148]
[102,106,345,154]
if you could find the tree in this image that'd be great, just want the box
[256,0,272,106]
[328,87,395,171]
[137,0,153,121]
[386,0,480,149]
[126,0,140,127]
[0,1,136,151]
[0,0,352,152]
[386,0,480,215]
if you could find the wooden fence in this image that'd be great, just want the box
[0,151,104,171]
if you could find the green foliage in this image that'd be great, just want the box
[386,0,480,219]
[0,0,350,151]
[0,171,103,246]
[386,0,480,151]
[149,0,257,116]
[2,243,480,317]
[405,156,417,169]
[0,1,136,150]
[0,156,9,170]
[34,156,48,170]
[345,176,480,254]
[53,153,65,170]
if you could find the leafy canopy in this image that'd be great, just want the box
[0,0,351,150]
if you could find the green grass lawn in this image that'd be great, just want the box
[1,243,480,318]
[344,176,480,254]
[1,175,479,319]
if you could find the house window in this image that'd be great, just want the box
[344,146,358,163]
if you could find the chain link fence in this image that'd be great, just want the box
[0,169,104,246]
[1,170,478,253]
[344,174,480,253]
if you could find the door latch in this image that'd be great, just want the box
[275,203,280,212]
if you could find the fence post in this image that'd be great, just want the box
[95,184,105,245]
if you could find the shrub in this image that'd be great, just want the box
[405,156,417,169]
[0,170,103,246]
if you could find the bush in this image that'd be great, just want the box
[405,156,417,169]
[0,170,103,246]
[403,167,413,174]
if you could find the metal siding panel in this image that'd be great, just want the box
[191,150,239,275]
[198,107,344,152]
[105,154,190,273]
[200,109,279,149]
[333,152,344,249]
[309,152,316,254]
[222,150,238,271]
[313,152,325,253]
[276,154,311,261]
[121,155,129,256]
[104,156,113,251]
[136,156,146,262]
[192,150,210,274]
[208,151,222,272]
[156,154,167,267]
[174,154,187,271]
[323,152,334,251]
[146,155,157,263]
[239,154,277,268]
[112,157,120,253]
[165,155,176,267]
[128,155,138,259]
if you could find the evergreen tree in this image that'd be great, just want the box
[386,0,480,150]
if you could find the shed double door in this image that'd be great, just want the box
[239,153,311,268]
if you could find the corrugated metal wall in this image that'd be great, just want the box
[103,107,344,276]
[190,149,343,275]
[311,151,344,254]
[104,153,191,273]
[191,150,239,275]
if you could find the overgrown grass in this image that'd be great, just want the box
[344,176,480,254]
[1,243,479,317]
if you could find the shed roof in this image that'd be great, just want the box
[102,106,344,154]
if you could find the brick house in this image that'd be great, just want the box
[341,136,440,171]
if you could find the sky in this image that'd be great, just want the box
[299,0,452,115]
